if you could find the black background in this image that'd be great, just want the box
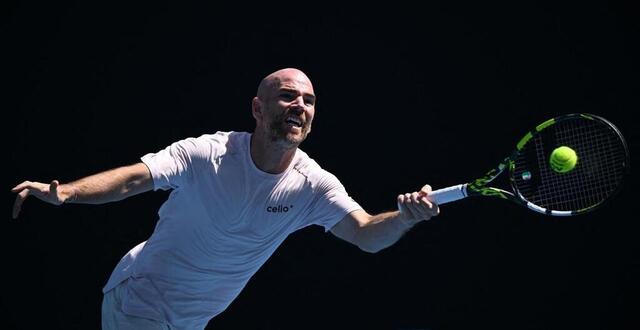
[3,1,638,329]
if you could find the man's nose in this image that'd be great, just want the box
[289,106,304,115]
[290,97,305,112]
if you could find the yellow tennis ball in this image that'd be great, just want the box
[550,146,578,173]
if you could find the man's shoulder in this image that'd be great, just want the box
[198,131,246,143]
[195,131,248,151]
[165,131,248,161]
[292,150,338,183]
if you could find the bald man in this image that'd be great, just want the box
[11,68,439,329]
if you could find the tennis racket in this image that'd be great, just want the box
[426,113,630,216]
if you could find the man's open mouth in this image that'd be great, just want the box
[285,116,303,128]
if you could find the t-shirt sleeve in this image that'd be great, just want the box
[140,136,213,191]
[310,172,363,232]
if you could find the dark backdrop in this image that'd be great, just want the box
[3,1,638,329]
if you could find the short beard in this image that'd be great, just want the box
[267,113,311,149]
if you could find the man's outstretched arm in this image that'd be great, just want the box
[11,162,153,219]
[331,184,439,253]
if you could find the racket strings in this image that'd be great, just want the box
[513,118,627,211]
[537,122,615,208]
[540,122,622,208]
[539,122,624,209]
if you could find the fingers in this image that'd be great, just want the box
[398,185,440,222]
[11,181,33,193]
[397,194,416,221]
[13,188,30,219]
[12,181,33,219]
[11,180,63,219]
[417,185,434,202]
[50,180,59,196]
[420,184,432,195]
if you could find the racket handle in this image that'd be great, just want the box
[427,184,468,205]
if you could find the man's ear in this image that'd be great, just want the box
[252,97,262,121]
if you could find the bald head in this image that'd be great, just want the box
[251,67,316,152]
[257,68,314,100]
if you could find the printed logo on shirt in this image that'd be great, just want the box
[266,205,294,213]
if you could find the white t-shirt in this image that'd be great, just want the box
[102,131,362,329]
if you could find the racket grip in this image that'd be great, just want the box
[427,184,468,205]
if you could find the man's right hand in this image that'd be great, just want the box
[11,180,74,219]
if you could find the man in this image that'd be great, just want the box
[11,68,439,329]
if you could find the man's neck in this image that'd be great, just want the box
[250,133,297,174]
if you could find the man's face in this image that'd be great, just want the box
[258,73,316,148]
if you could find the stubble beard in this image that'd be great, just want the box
[267,112,311,150]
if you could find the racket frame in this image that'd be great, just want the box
[427,113,629,216]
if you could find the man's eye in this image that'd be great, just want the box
[280,93,294,100]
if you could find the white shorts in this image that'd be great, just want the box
[101,280,172,330]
